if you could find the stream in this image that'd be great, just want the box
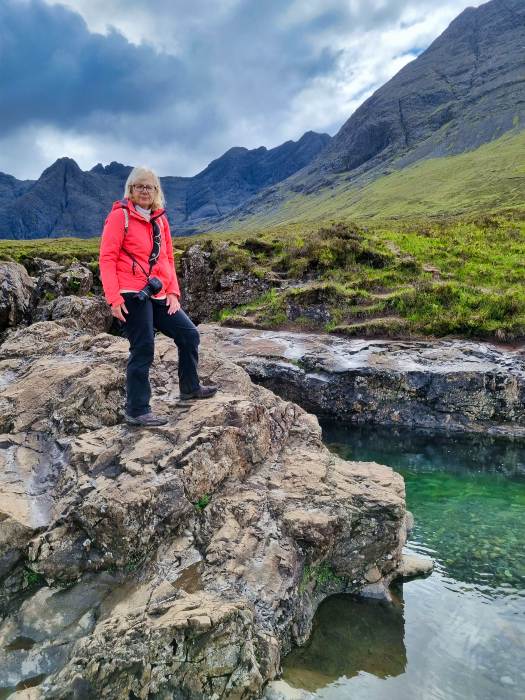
[282,423,525,700]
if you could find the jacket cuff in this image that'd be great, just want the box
[108,294,125,306]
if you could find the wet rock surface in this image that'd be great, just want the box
[0,321,407,698]
[206,325,525,435]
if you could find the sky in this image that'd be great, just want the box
[0,0,485,180]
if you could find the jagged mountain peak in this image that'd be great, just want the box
[314,0,525,175]
[0,131,331,238]
[40,157,83,180]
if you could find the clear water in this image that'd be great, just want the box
[282,424,525,700]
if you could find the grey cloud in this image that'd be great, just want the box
[0,0,195,133]
[2,0,483,179]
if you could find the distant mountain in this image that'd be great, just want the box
[0,131,331,239]
[220,0,525,226]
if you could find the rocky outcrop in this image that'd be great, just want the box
[32,260,94,300]
[0,262,35,331]
[206,325,525,435]
[181,243,280,324]
[0,321,407,698]
[34,295,113,333]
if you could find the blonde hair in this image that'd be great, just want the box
[124,166,165,210]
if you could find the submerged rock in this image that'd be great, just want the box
[394,553,434,580]
[0,321,407,698]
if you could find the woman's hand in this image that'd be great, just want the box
[111,302,128,322]
[166,293,181,315]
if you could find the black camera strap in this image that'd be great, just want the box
[120,202,163,281]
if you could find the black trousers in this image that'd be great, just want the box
[121,293,200,417]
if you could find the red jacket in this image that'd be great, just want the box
[99,200,181,307]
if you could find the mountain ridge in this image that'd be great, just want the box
[1,0,523,238]
[216,0,524,228]
[0,131,331,239]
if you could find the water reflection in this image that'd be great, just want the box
[284,592,406,692]
[282,422,525,699]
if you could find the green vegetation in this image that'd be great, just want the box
[195,494,211,511]
[300,562,345,593]
[0,237,100,265]
[1,128,524,343]
[202,214,525,341]
[23,567,46,589]
[223,129,525,229]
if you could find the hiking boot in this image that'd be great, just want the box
[125,412,168,427]
[179,384,218,400]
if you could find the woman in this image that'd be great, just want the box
[99,166,217,427]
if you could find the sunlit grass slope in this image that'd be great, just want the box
[227,129,525,229]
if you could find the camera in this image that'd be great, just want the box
[135,276,163,301]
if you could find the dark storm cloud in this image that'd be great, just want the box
[0,0,194,132]
[0,0,482,179]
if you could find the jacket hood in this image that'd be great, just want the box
[111,199,165,218]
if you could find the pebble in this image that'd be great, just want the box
[500,676,514,686]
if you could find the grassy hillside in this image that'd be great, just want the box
[200,213,525,341]
[1,178,525,343]
[225,129,525,229]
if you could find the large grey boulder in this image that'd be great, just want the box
[0,321,407,698]
[34,295,113,333]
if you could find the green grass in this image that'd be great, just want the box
[23,567,46,588]
[221,129,525,229]
[195,494,211,511]
[3,214,525,341]
[198,215,525,341]
[300,562,345,593]
[1,148,525,342]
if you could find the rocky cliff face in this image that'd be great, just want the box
[314,0,525,176]
[0,131,330,239]
[0,320,408,698]
[221,0,525,222]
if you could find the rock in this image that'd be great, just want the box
[180,242,276,323]
[0,261,35,330]
[5,690,41,700]
[0,324,124,435]
[205,324,525,435]
[58,263,93,296]
[0,321,407,698]
[0,575,117,691]
[33,261,93,304]
[34,295,113,333]
[395,553,434,580]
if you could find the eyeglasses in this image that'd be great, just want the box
[132,184,156,192]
